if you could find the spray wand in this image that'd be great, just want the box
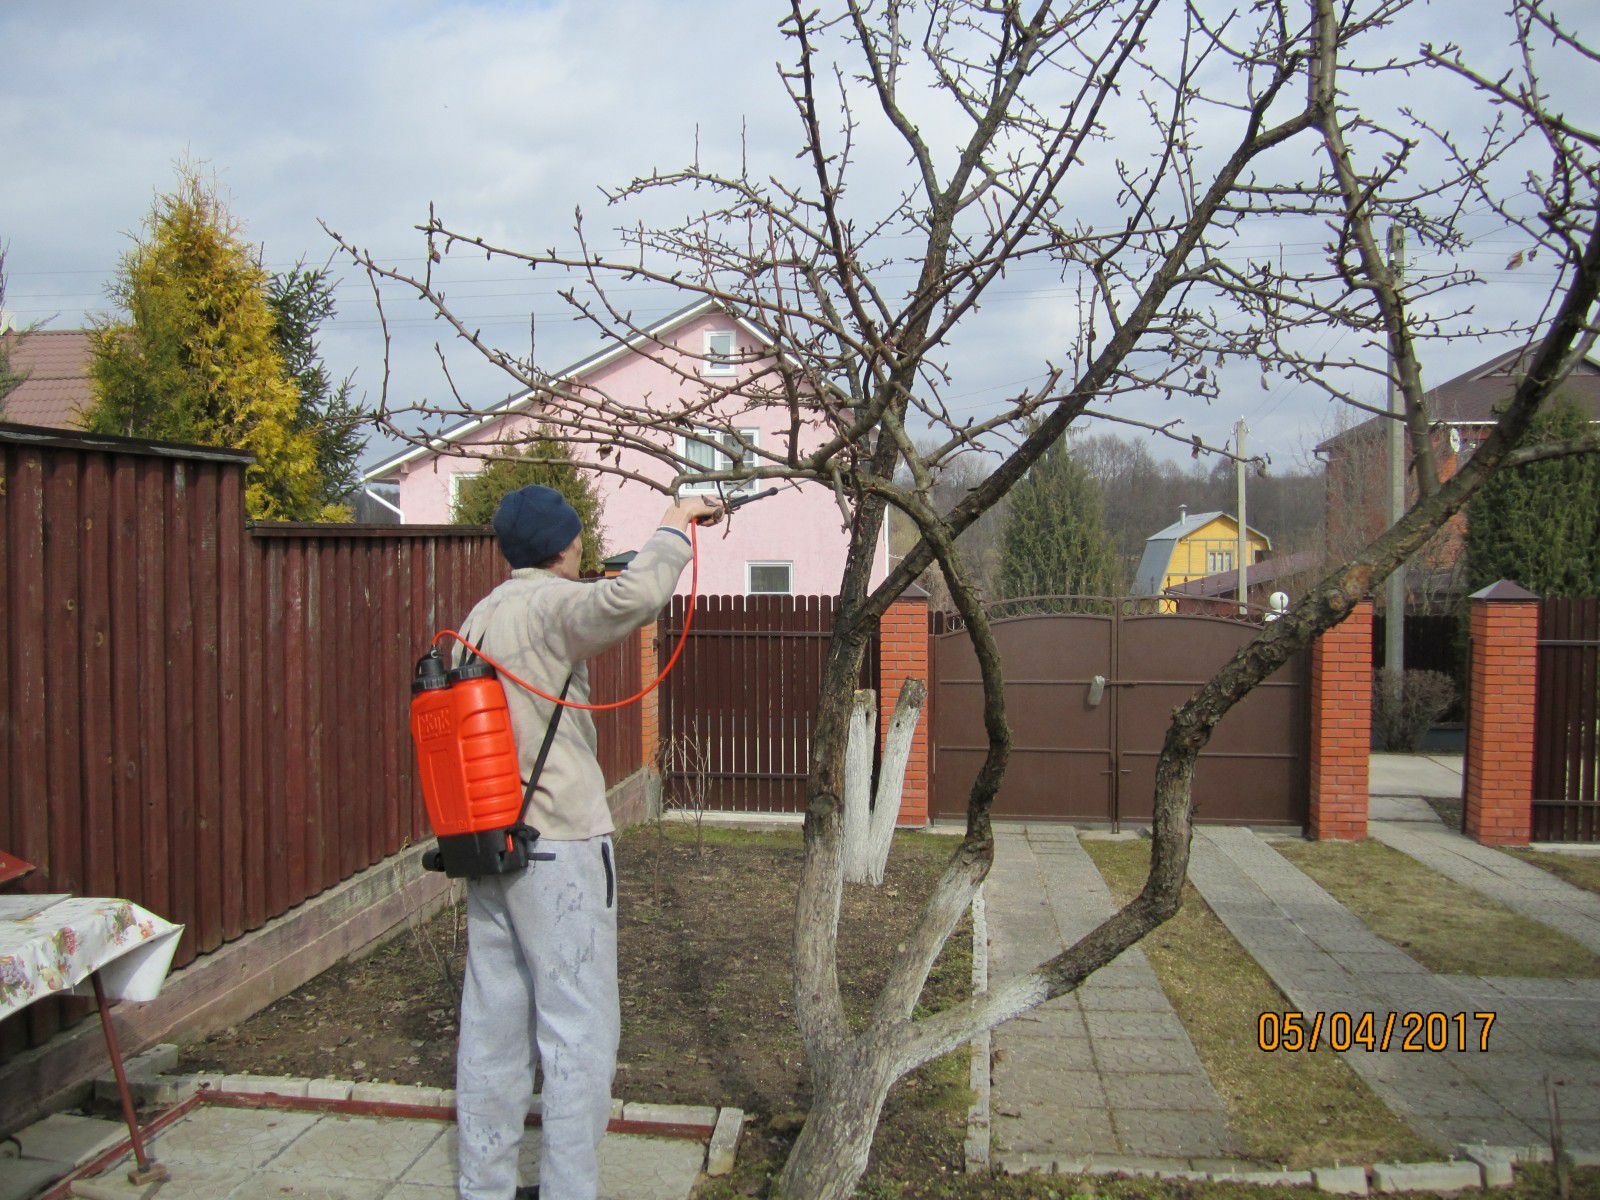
[430,486,780,712]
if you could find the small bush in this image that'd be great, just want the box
[1371,669,1458,752]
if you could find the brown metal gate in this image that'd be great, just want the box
[930,601,1308,826]
[1533,597,1600,842]
[657,595,879,813]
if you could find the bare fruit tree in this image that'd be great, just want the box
[334,2,1600,1196]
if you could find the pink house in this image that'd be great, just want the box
[361,299,888,596]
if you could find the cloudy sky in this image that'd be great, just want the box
[1,1,1584,476]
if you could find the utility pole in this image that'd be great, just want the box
[1385,225,1407,682]
[1235,418,1248,616]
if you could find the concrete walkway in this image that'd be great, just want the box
[1189,826,1600,1154]
[1370,754,1463,800]
[985,826,1236,1169]
[1372,820,1600,957]
[68,1106,704,1200]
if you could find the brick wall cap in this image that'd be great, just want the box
[1468,579,1540,602]
[892,583,930,602]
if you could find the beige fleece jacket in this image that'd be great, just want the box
[454,527,692,841]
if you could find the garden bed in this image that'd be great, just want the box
[179,823,973,1193]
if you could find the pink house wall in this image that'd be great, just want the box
[390,311,888,596]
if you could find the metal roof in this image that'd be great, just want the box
[361,296,780,482]
[1,329,94,430]
[1317,346,1600,452]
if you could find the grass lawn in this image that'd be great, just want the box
[1080,837,1432,1169]
[1273,839,1600,979]
[1507,847,1600,896]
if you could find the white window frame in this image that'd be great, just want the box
[449,469,482,514]
[679,427,759,496]
[702,329,737,376]
[746,560,794,595]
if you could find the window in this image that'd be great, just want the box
[703,329,736,375]
[747,561,793,595]
[448,470,482,516]
[1205,548,1235,574]
[679,428,758,495]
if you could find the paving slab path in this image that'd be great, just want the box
[68,1105,704,1200]
[1371,819,1600,956]
[1369,754,1463,800]
[985,826,1237,1169]
[1188,825,1600,1154]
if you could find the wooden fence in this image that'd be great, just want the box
[1533,596,1600,842]
[657,595,877,813]
[0,425,643,1055]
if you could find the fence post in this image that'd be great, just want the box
[1464,580,1539,846]
[880,588,930,827]
[1309,600,1372,840]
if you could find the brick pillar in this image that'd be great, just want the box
[639,621,660,771]
[879,590,931,827]
[1309,600,1372,840]
[1464,580,1539,846]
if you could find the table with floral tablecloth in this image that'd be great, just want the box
[0,895,183,1021]
[1,893,184,1182]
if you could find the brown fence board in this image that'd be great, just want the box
[658,593,874,813]
[217,466,244,942]
[80,453,115,900]
[1535,597,1600,841]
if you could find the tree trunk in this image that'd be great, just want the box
[771,1051,896,1200]
[863,679,927,885]
[841,689,877,882]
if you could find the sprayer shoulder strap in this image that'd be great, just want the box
[523,673,574,807]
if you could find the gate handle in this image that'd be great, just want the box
[1087,675,1106,706]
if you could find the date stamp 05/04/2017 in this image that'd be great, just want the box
[1257,1011,1498,1053]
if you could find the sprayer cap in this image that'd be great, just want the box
[412,650,451,694]
[448,660,496,684]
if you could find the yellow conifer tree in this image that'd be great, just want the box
[86,167,340,520]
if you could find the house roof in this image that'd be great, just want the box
[1132,510,1272,597]
[1165,549,1320,598]
[1318,345,1600,451]
[362,297,778,483]
[1,329,94,430]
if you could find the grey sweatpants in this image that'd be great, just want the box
[456,835,619,1200]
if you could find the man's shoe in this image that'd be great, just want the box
[515,1188,539,1200]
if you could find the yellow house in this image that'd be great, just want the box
[1133,507,1271,596]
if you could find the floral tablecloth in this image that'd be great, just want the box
[0,895,184,1021]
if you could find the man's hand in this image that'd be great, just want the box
[662,496,726,529]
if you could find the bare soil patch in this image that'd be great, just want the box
[181,823,972,1191]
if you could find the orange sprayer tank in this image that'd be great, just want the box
[410,651,524,840]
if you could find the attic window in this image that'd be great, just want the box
[703,329,736,376]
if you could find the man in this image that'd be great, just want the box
[452,484,722,1200]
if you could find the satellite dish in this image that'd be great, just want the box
[1448,427,1462,453]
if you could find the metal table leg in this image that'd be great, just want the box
[91,972,169,1185]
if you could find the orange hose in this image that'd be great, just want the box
[430,519,700,712]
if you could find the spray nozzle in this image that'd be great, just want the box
[722,487,778,512]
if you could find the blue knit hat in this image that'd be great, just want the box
[492,485,583,568]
